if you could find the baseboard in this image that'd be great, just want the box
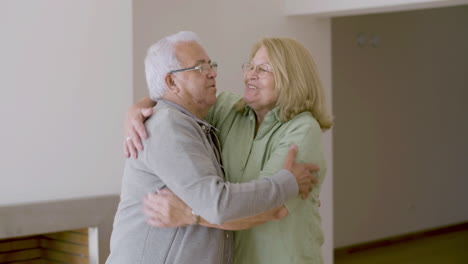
[334,221,468,256]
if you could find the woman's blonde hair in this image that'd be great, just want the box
[237,37,333,130]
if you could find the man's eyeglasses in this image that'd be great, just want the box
[241,63,273,78]
[168,62,218,74]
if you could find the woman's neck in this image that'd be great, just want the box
[254,110,268,125]
[253,111,267,137]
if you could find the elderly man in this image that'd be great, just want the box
[106,31,317,264]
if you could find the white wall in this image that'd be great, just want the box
[0,0,132,205]
[133,0,333,262]
[284,0,468,17]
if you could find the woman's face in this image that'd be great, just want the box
[243,46,278,117]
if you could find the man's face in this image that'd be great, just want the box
[171,41,217,115]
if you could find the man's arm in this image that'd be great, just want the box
[144,110,311,225]
[142,145,317,229]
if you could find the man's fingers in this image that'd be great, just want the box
[306,163,320,172]
[300,186,310,200]
[283,144,298,170]
[297,171,316,200]
[301,188,308,199]
[310,173,318,184]
[298,179,311,200]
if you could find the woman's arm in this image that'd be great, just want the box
[200,205,289,230]
[124,96,155,158]
[124,92,240,157]
[143,189,289,231]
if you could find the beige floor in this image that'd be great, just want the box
[335,229,468,264]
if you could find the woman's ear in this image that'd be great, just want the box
[164,73,179,93]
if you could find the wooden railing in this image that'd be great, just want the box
[0,195,119,264]
[0,228,89,264]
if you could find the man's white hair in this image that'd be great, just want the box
[145,31,201,100]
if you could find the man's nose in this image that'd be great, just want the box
[207,69,217,79]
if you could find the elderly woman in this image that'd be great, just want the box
[126,37,333,263]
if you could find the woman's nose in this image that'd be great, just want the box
[245,69,259,80]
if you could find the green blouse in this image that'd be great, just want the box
[206,91,325,264]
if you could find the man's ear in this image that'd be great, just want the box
[164,73,179,93]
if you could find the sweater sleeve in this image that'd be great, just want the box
[143,108,298,225]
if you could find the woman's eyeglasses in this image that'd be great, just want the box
[241,63,273,78]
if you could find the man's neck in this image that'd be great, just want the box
[161,94,207,119]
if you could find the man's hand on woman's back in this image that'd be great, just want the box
[282,144,319,200]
